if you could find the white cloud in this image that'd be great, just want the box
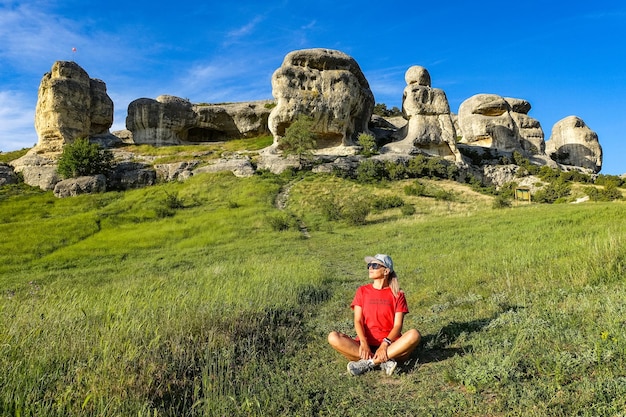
[0,90,37,151]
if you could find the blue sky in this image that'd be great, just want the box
[1,0,625,174]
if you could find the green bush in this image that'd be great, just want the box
[279,115,316,166]
[57,138,113,179]
[384,160,408,180]
[533,180,571,203]
[584,184,623,201]
[340,198,371,225]
[492,195,512,209]
[400,204,416,216]
[372,195,404,210]
[266,212,296,231]
[356,159,385,183]
[404,180,427,196]
[357,133,377,157]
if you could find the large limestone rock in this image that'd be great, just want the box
[34,61,114,154]
[545,116,602,173]
[458,94,544,154]
[53,175,107,198]
[382,66,460,160]
[0,163,18,186]
[506,98,545,154]
[126,95,195,146]
[268,48,374,149]
[126,96,272,146]
[9,153,60,190]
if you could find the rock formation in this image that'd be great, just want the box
[9,152,61,190]
[457,94,544,155]
[34,61,114,154]
[506,98,545,154]
[53,175,107,198]
[0,163,18,186]
[267,48,374,150]
[382,66,460,160]
[126,96,272,146]
[545,116,602,173]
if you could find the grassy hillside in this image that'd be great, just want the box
[1,167,625,416]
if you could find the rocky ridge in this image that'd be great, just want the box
[6,49,605,196]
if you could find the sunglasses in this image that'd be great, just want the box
[367,263,386,270]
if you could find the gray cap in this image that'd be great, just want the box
[364,254,394,272]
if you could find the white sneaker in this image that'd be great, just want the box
[347,359,374,376]
[380,359,397,376]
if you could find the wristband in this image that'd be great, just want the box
[383,337,392,345]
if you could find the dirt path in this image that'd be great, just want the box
[275,180,310,238]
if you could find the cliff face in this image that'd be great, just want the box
[10,53,606,192]
[34,61,114,155]
[268,48,375,149]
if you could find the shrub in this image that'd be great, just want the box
[404,181,427,196]
[372,103,402,117]
[341,198,371,225]
[492,195,512,209]
[318,193,342,221]
[433,189,456,201]
[533,180,571,203]
[57,138,113,179]
[164,191,184,209]
[384,160,408,180]
[584,184,623,201]
[357,133,377,157]
[356,159,385,183]
[400,204,416,216]
[279,115,316,166]
[372,195,404,210]
[267,213,296,231]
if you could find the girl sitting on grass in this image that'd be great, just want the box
[328,254,421,376]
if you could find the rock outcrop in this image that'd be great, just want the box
[53,175,107,198]
[9,153,60,190]
[545,116,602,173]
[457,94,544,155]
[0,163,18,186]
[34,61,114,154]
[267,48,374,150]
[126,96,272,146]
[382,66,460,160]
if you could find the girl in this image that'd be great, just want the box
[328,254,421,375]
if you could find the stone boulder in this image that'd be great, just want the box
[126,95,196,146]
[0,163,18,186]
[108,162,156,190]
[154,161,200,182]
[126,97,272,146]
[268,48,374,150]
[506,98,545,154]
[458,94,544,155]
[382,66,460,160]
[545,116,602,173]
[34,61,114,154]
[9,153,60,190]
[53,175,107,198]
[194,155,255,178]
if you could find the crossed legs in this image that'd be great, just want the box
[327,329,421,365]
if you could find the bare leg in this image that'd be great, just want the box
[327,331,361,361]
[375,329,421,364]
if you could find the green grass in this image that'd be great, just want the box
[119,136,274,165]
[1,171,625,416]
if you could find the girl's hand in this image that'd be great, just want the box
[359,342,372,360]
[374,344,389,363]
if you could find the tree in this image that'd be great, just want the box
[357,132,377,157]
[279,115,316,166]
[57,138,114,179]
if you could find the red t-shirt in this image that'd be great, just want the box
[350,284,409,346]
